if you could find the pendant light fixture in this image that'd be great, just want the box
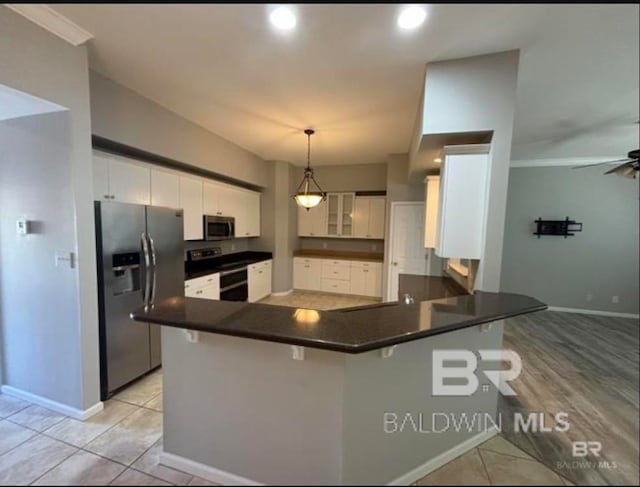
[293,129,326,210]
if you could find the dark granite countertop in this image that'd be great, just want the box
[293,249,384,262]
[185,251,272,280]
[131,291,546,353]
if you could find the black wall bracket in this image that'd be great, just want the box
[533,217,583,238]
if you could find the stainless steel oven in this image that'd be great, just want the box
[204,215,235,240]
[219,266,248,301]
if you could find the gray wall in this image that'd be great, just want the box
[411,51,520,292]
[0,6,100,410]
[293,162,388,254]
[501,166,639,314]
[249,161,298,292]
[292,162,387,193]
[161,321,504,484]
[382,154,432,295]
[89,71,268,188]
[298,238,383,253]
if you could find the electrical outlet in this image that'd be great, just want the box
[586,294,593,302]
[322,242,328,249]
[612,295,619,304]
[372,244,377,251]
[231,243,236,251]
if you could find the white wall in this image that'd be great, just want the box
[0,6,100,411]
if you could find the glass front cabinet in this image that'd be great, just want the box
[326,192,355,237]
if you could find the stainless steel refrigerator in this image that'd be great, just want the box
[95,201,184,399]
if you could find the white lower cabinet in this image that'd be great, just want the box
[293,258,323,291]
[185,273,220,300]
[248,260,272,302]
[350,262,383,298]
[293,257,382,297]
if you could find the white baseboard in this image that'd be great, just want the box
[270,289,293,297]
[0,385,104,420]
[161,427,497,486]
[160,451,262,486]
[387,426,499,485]
[547,306,639,319]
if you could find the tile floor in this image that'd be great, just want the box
[0,376,570,486]
[0,370,213,486]
[259,290,381,310]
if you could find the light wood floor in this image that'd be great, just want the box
[500,310,639,486]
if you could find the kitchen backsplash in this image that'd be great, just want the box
[298,237,384,254]
[184,238,250,260]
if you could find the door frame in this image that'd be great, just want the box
[386,201,426,301]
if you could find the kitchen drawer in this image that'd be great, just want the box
[294,257,323,265]
[323,259,351,267]
[321,278,350,294]
[185,273,219,290]
[322,264,350,281]
[350,260,382,269]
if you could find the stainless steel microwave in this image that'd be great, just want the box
[204,215,235,240]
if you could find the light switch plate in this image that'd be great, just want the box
[55,252,75,269]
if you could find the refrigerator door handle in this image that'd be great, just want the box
[141,232,151,306]
[149,234,157,304]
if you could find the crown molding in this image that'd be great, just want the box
[5,4,93,46]
[510,156,621,168]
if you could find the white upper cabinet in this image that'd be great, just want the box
[92,152,150,205]
[180,176,203,241]
[435,146,490,259]
[297,199,327,237]
[109,159,151,205]
[204,182,260,237]
[92,150,261,240]
[353,196,386,239]
[327,192,355,237]
[203,182,222,216]
[236,190,260,237]
[151,169,180,208]
[423,176,440,249]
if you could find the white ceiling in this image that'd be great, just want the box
[52,4,639,166]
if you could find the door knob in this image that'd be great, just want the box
[393,262,398,266]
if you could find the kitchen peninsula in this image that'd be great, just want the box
[131,283,545,485]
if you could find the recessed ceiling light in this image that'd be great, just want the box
[397,5,427,30]
[269,6,296,31]
[434,157,442,163]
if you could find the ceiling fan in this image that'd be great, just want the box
[573,148,639,179]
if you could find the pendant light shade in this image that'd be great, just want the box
[293,129,326,210]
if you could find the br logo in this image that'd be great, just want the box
[572,441,602,457]
[432,350,522,396]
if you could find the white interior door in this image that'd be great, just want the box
[386,202,428,301]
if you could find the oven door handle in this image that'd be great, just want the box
[220,266,247,277]
[220,281,248,293]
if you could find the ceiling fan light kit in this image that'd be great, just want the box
[293,129,326,210]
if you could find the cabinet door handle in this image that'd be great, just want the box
[110,195,116,199]
[104,194,110,199]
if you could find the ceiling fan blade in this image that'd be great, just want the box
[604,161,638,178]
[572,158,632,169]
